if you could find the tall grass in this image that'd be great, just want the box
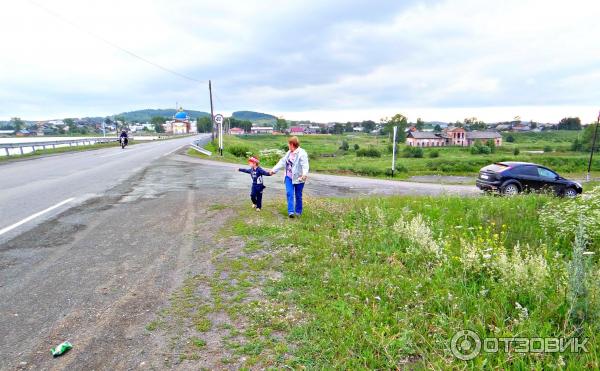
[231,193,600,368]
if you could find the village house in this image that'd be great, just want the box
[250,126,273,134]
[406,127,502,147]
[289,126,305,135]
[229,127,245,135]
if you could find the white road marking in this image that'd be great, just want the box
[0,198,75,236]
[163,145,185,157]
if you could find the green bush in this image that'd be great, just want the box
[228,145,251,157]
[544,145,553,153]
[395,163,408,172]
[506,134,515,142]
[353,144,360,151]
[513,147,520,156]
[356,147,382,158]
[339,140,349,151]
[428,150,440,158]
[402,146,424,158]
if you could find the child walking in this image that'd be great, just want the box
[238,156,272,211]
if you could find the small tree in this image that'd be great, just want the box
[506,134,515,143]
[353,143,360,151]
[339,140,349,151]
[513,147,520,156]
[10,117,24,131]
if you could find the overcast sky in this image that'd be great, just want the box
[2,0,600,123]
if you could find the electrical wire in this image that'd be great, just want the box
[27,0,206,84]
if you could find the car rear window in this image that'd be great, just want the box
[482,163,509,173]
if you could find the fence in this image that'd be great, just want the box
[0,137,117,156]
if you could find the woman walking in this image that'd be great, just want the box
[271,136,309,218]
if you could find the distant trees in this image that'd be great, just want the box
[151,116,166,133]
[464,117,486,131]
[434,124,442,132]
[574,123,600,152]
[229,117,252,133]
[381,114,408,143]
[557,117,582,130]
[361,120,376,132]
[332,123,344,134]
[10,117,24,131]
[415,118,425,131]
[275,117,288,132]
[196,117,211,133]
[345,122,353,132]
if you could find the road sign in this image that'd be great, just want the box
[215,114,224,125]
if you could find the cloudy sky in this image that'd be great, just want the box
[2,0,600,123]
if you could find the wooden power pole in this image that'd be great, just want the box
[209,80,215,142]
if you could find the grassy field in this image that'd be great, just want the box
[215,190,600,368]
[195,131,599,180]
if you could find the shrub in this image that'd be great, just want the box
[356,147,381,157]
[429,150,440,158]
[402,146,424,158]
[513,147,520,156]
[339,140,349,151]
[544,145,553,153]
[353,165,383,176]
[506,134,515,143]
[384,168,394,177]
[387,144,394,153]
[471,140,493,154]
[354,144,360,151]
[228,145,251,157]
[395,163,408,172]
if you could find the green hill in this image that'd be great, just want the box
[232,111,277,123]
[114,109,211,122]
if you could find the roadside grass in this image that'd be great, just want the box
[223,192,600,368]
[190,132,600,180]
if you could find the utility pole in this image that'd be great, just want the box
[586,112,600,181]
[391,126,398,177]
[209,80,215,142]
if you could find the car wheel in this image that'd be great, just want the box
[501,183,520,196]
[564,187,578,198]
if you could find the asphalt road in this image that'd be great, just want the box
[0,139,479,370]
[0,135,209,244]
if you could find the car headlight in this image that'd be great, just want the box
[575,182,582,188]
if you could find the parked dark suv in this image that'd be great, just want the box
[476,161,582,197]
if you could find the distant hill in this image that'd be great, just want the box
[232,111,277,123]
[114,109,211,122]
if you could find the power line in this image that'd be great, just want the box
[27,0,205,84]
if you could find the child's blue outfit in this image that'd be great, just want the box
[238,166,271,209]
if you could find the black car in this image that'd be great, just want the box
[476,161,582,197]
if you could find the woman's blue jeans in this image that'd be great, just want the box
[285,176,304,215]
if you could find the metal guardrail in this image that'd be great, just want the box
[190,138,212,156]
[0,137,118,156]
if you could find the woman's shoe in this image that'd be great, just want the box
[288,213,295,218]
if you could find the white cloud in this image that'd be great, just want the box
[1,0,600,122]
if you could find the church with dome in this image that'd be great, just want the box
[163,107,198,134]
